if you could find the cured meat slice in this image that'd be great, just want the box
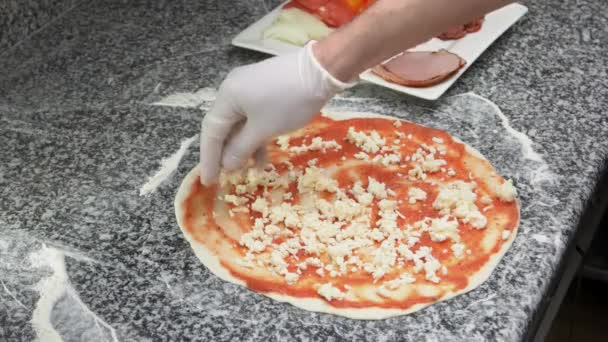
[438,17,485,40]
[464,17,484,33]
[372,50,466,88]
[437,25,466,40]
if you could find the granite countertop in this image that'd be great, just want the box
[1,0,607,341]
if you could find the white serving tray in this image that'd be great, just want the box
[232,2,528,100]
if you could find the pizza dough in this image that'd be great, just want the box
[175,111,519,319]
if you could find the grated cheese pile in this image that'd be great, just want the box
[214,125,517,302]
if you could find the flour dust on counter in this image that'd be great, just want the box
[151,87,218,110]
[140,134,198,196]
[0,235,118,342]
[139,86,222,197]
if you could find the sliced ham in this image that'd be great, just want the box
[464,17,484,33]
[437,25,466,40]
[437,17,485,40]
[372,50,466,88]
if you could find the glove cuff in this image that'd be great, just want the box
[305,41,357,93]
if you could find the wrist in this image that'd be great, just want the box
[312,38,360,84]
[306,41,357,93]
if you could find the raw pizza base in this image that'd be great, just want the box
[175,111,520,319]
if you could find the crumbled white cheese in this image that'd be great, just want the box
[235,185,247,195]
[364,238,398,280]
[492,179,517,202]
[407,146,447,180]
[354,151,369,160]
[378,153,402,166]
[480,195,492,204]
[283,160,294,170]
[382,273,416,293]
[264,224,282,236]
[224,194,249,206]
[317,283,345,301]
[422,158,447,172]
[346,127,386,153]
[451,243,465,257]
[501,230,511,240]
[284,272,299,285]
[408,187,427,204]
[368,228,385,241]
[350,181,373,206]
[408,165,426,180]
[316,196,366,222]
[406,236,420,247]
[393,120,402,127]
[240,219,271,253]
[276,135,290,151]
[224,167,285,195]
[432,137,444,144]
[403,246,442,283]
[290,137,342,154]
[269,203,302,228]
[298,166,338,193]
[251,197,269,217]
[426,216,460,243]
[367,177,388,199]
[433,181,487,229]
[421,144,437,154]
[423,254,442,283]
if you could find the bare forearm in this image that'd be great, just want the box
[314,0,514,81]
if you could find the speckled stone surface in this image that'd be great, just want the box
[0,0,607,341]
[0,0,78,53]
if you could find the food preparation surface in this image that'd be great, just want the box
[1,0,607,341]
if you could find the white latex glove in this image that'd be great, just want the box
[199,42,353,185]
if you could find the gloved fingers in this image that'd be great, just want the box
[221,122,267,171]
[199,99,242,185]
[199,133,223,186]
[253,145,268,168]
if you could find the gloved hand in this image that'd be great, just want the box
[199,42,354,185]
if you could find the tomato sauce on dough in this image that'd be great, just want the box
[180,115,519,310]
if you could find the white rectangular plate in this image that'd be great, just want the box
[232,2,528,100]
